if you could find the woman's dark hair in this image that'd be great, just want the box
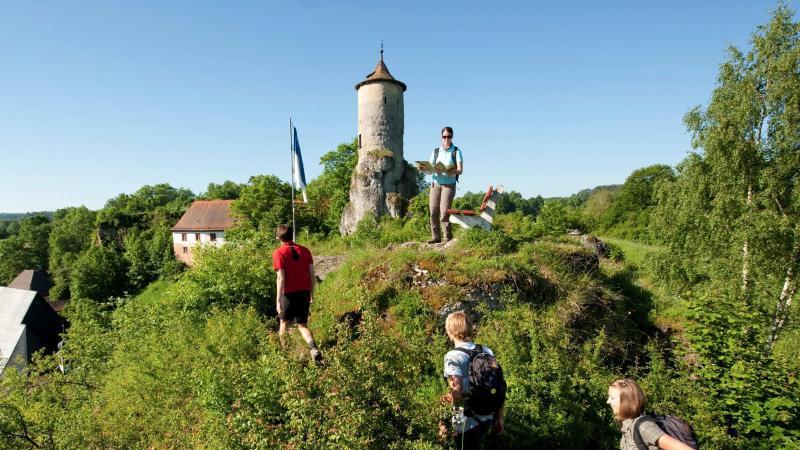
[275,224,293,242]
[441,126,454,137]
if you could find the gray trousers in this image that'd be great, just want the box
[429,182,456,240]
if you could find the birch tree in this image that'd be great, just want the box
[651,5,800,349]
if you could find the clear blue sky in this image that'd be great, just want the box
[0,1,794,212]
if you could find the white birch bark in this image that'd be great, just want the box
[741,186,753,293]
[768,266,796,349]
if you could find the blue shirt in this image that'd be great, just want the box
[429,144,463,185]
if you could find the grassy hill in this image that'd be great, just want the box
[2,225,723,450]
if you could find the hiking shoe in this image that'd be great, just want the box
[310,348,323,366]
[427,238,441,244]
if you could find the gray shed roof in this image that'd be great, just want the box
[8,270,52,298]
[0,287,36,373]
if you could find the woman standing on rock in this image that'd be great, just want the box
[426,126,463,244]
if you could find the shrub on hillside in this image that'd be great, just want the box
[457,227,517,254]
[494,211,541,242]
[603,241,624,262]
[175,237,277,314]
[70,246,127,301]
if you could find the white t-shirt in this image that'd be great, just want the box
[443,342,495,431]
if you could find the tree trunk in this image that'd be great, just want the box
[768,266,796,350]
[741,186,753,294]
[768,242,800,350]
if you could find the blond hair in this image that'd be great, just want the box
[609,378,646,421]
[445,311,473,341]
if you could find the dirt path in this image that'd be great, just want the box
[314,255,347,280]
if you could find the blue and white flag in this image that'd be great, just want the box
[291,125,308,203]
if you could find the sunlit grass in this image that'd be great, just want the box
[599,236,659,267]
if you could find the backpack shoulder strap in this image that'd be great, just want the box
[453,346,480,361]
[452,146,461,182]
[632,415,658,450]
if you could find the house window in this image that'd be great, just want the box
[182,247,188,254]
[195,233,201,241]
[210,233,217,242]
[181,233,187,241]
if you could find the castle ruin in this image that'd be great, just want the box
[339,53,419,235]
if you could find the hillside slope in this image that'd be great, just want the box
[0,230,706,449]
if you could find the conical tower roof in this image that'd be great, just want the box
[355,56,407,91]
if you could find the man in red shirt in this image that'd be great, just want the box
[272,224,322,364]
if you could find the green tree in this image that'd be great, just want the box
[303,139,358,234]
[0,216,51,284]
[70,246,127,301]
[48,207,97,299]
[600,164,675,240]
[96,184,194,245]
[648,6,800,443]
[203,180,245,200]
[123,228,156,291]
[453,190,544,217]
[230,175,292,239]
[581,188,614,229]
[534,202,576,236]
[0,221,12,239]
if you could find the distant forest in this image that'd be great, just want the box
[0,212,52,221]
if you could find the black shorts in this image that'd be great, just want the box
[279,290,311,324]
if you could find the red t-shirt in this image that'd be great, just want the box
[272,241,313,294]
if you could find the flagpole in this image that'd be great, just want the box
[290,118,296,242]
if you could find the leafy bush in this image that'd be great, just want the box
[603,241,624,262]
[457,227,518,255]
[175,237,277,314]
[70,245,127,301]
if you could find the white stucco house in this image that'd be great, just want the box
[171,200,235,266]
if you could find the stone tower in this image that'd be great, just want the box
[340,52,419,235]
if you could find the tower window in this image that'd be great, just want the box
[383,96,387,104]
[358,134,362,148]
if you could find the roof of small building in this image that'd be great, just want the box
[0,287,36,373]
[171,200,236,232]
[355,57,407,92]
[8,270,52,297]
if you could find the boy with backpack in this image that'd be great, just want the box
[440,311,505,450]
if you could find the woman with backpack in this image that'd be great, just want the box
[439,311,505,450]
[426,126,463,244]
[607,379,697,450]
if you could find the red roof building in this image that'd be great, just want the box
[171,200,235,266]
